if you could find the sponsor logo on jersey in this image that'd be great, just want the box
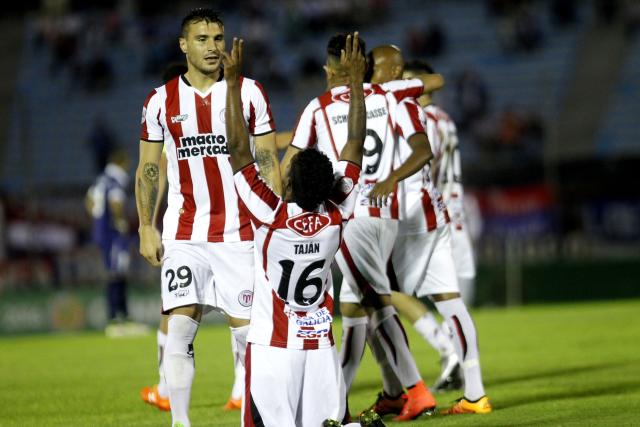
[332,87,374,104]
[171,114,189,123]
[286,212,331,238]
[238,290,253,307]
[177,133,229,159]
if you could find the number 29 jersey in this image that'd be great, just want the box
[233,160,361,350]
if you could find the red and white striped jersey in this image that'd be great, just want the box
[424,104,466,228]
[140,75,275,242]
[423,105,464,200]
[290,79,424,220]
[234,160,360,350]
[393,98,450,235]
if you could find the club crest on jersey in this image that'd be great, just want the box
[171,114,189,123]
[238,290,253,307]
[286,212,331,238]
[332,87,374,103]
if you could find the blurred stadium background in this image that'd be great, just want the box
[0,0,639,334]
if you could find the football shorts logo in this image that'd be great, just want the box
[286,212,331,238]
[171,114,189,123]
[332,87,374,103]
[238,290,253,307]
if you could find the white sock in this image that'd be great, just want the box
[339,316,368,391]
[458,277,476,307]
[230,333,245,400]
[165,315,199,427]
[434,298,485,401]
[413,312,456,358]
[230,325,250,367]
[157,329,168,398]
[366,325,404,397]
[370,306,421,388]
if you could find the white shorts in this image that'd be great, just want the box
[391,226,459,297]
[335,218,398,302]
[244,343,346,427]
[161,240,254,318]
[450,224,476,279]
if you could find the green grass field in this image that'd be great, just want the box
[2,299,640,426]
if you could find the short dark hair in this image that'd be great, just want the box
[404,59,435,75]
[162,62,188,84]
[327,33,366,60]
[181,8,223,37]
[289,149,335,211]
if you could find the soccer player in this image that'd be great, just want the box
[135,9,280,427]
[86,148,148,337]
[224,33,377,427]
[281,36,438,421]
[404,60,477,307]
[367,45,492,415]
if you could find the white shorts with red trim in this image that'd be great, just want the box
[335,218,398,302]
[161,240,254,318]
[243,343,346,427]
[390,226,459,297]
[450,224,476,279]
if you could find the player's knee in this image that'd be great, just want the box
[168,304,202,321]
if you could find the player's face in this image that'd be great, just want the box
[180,21,225,75]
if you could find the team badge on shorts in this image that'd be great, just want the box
[238,290,254,307]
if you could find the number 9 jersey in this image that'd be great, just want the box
[233,159,360,350]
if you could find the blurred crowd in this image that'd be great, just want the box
[1,0,638,292]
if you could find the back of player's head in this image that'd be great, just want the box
[181,8,223,37]
[327,33,367,60]
[289,149,335,211]
[162,62,188,84]
[404,59,435,75]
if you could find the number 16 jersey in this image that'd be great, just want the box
[233,160,360,350]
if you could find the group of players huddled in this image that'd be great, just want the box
[135,8,492,427]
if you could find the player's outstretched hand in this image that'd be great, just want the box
[139,225,163,267]
[222,37,243,84]
[368,176,397,208]
[341,32,366,84]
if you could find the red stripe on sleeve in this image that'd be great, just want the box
[318,91,340,160]
[165,79,195,239]
[405,102,425,134]
[253,80,276,133]
[241,165,280,210]
[140,89,157,140]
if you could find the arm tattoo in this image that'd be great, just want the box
[255,148,275,179]
[137,162,159,226]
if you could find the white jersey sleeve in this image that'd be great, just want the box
[380,78,424,102]
[242,79,276,135]
[290,99,320,150]
[234,162,283,225]
[394,98,427,140]
[140,89,164,142]
[329,160,361,220]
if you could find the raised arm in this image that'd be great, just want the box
[338,32,367,166]
[136,140,163,266]
[222,38,254,174]
[254,132,282,195]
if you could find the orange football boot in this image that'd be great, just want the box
[140,384,170,411]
